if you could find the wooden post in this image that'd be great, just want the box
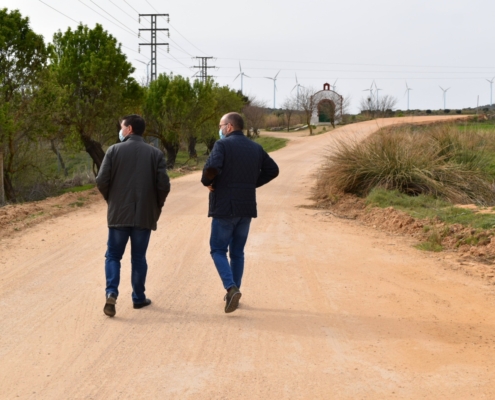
[0,150,4,205]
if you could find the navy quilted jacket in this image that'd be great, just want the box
[201,131,279,218]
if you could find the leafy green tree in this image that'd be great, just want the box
[144,75,245,168]
[0,8,48,201]
[199,85,245,153]
[50,23,142,173]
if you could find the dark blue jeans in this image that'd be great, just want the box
[210,217,252,290]
[105,227,152,304]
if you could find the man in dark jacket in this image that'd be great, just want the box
[96,114,170,317]
[201,112,279,313]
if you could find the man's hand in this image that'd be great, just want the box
[207,185,215,192]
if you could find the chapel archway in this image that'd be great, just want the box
[318,99,336,123]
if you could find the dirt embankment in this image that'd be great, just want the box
[314,194,495,284]
[0,188,101,239]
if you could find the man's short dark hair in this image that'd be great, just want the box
[122,114,145,136]
[225,112,244,131]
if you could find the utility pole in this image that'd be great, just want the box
[193,57,215,83]
[139,14,169,82]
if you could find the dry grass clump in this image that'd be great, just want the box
[314,124,495,206]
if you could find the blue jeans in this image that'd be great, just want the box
[210,217,252,290]
[105,227,152,303]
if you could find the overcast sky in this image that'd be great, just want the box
[4,0,495,113]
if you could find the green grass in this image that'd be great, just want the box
[61,184,95,194]
[68,201,84,207]
[367,188,495,230]
[253,136,288,152]
[457,121,495,132]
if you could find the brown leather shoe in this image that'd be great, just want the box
[224,287,241,313]
[103,293,117,317]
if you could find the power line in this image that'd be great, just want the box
[217,57,495,70]
[146,0,208,56]
[217,66,494,74]
[78,0,137,37]
[38,0,80,24]
[88,0,137,35]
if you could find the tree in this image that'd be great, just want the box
[297,86,319,135]
[0,8,48,201]
[359,94,398,118]
[198,85,245,154]
[50,23,141,173]
[282,97,297,132]
[242,97,267,138]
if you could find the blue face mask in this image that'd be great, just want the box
[219,129,225,140]
[119,129,126,142]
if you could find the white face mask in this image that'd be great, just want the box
[119,129,126,142]
[219,129,225,140]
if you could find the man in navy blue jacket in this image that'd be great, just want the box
[201,112,279,313]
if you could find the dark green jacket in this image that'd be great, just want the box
[96,135,170,230]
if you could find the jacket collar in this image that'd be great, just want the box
[127,134,144,142]
[227,130,244,137]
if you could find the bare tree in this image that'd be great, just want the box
[359,94,398,118]
[281,96,298,132]
[242,97,267,138]
[297,86,319,135]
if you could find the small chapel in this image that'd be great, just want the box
[310,83,343,127]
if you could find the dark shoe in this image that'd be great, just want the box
[133,299,152,309]
[103,293,117,317]
[224,286,242,313]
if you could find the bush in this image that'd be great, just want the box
[444,109,451,113]
[456,110,462,114]
[426,110,432,114]
[314,124,495,205]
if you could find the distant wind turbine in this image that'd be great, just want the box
[439,86,450,109]
[405,82,412,110]
[291,73,304,100]
[265,70,281,109]
[332,78,338,92]
[486,77,495,107]
[373,81,382,104]
[363,81,374,104]
[233,62,250,94]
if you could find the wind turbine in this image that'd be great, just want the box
[291,73,304,100]
[439,86,450,109]
[486,77,495,107]
[332,78,338,92]
[405,82,412,110]
[363,81,374,104]
[135,59,151,86]
[233,62,250,94]
[373,81,382,104]
[265,70,281,109]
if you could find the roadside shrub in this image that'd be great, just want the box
[426,110,432,114]
[314,124,495,205]
[456,110,462,114]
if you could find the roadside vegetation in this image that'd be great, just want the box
[0,8,287,205]
[314,120,495,253]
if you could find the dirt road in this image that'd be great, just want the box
[1,116,494,399]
